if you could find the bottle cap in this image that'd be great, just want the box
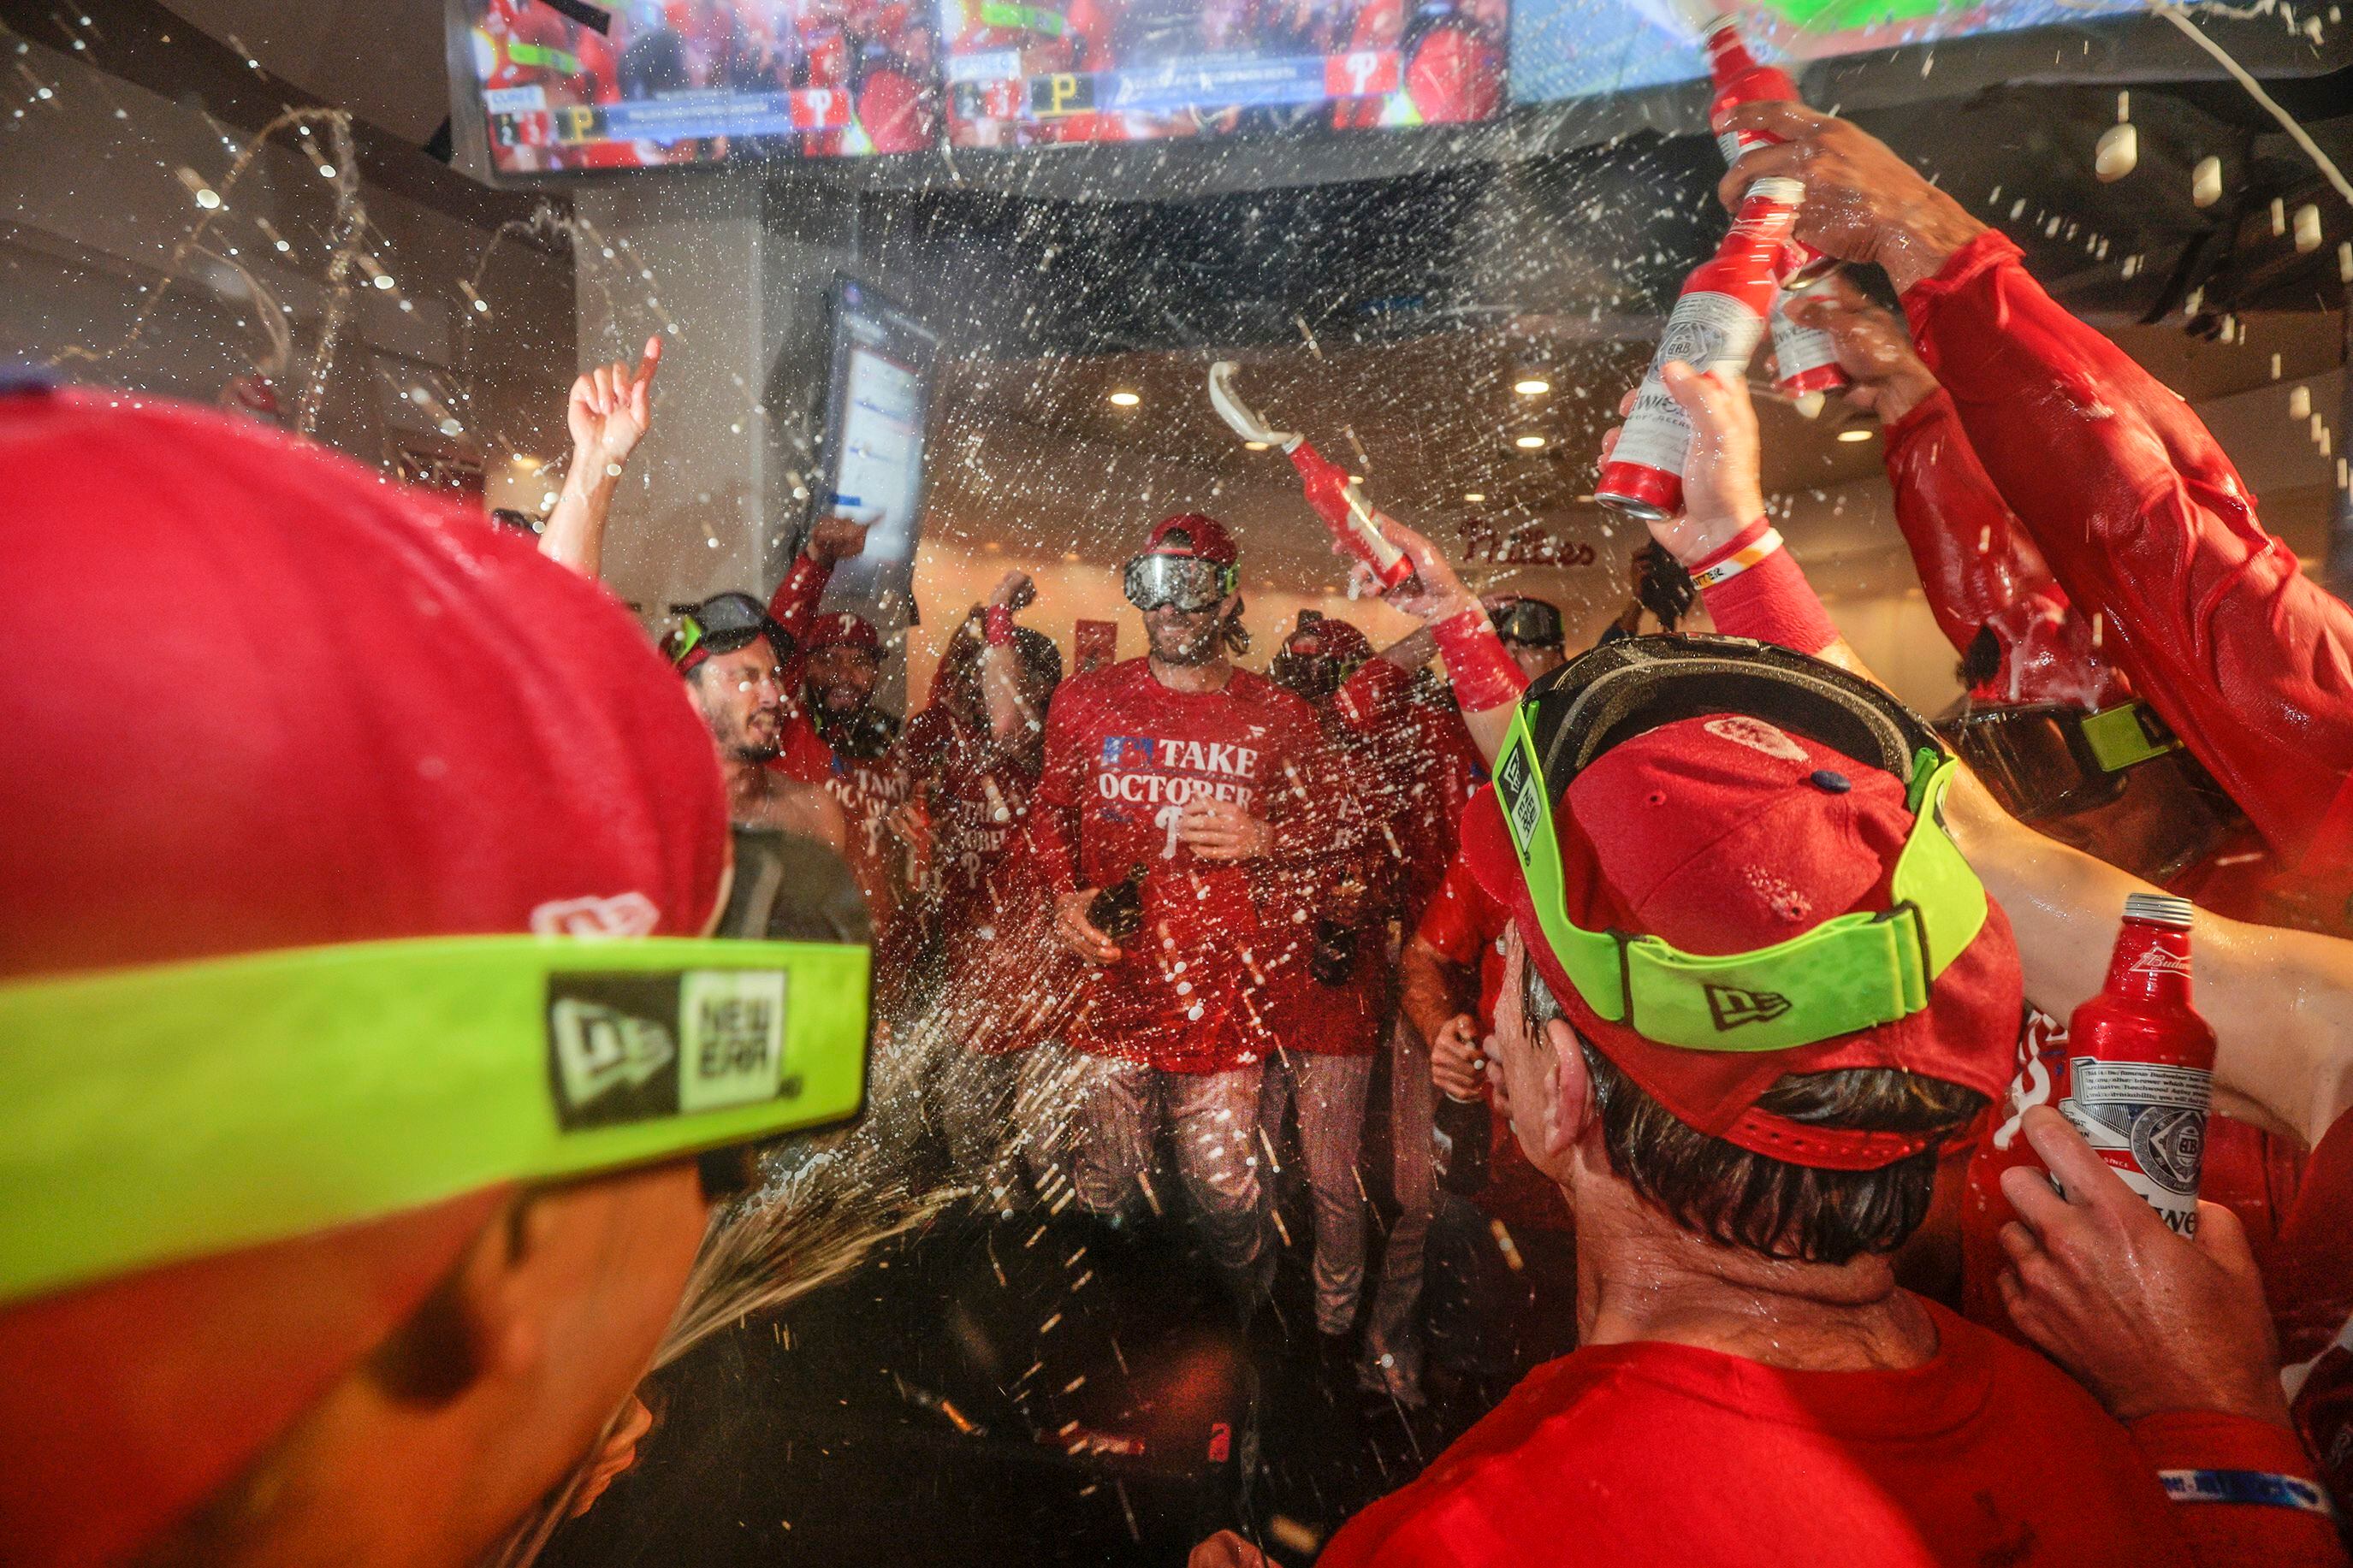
[1746,176,1806,206]
[2123,891,2195,929]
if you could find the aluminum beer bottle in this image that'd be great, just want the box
[2057,892,2217,1234]
[1704,16,1849,405]
[1434,1088,1491,1195]
[1597,175,1803,521]
[1089,861,1149,946]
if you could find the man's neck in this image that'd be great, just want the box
[1148,654,1232,694]
[1571,1158,1939,1373]
[719,751,772,818]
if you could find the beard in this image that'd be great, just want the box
[1147,612,1222,666]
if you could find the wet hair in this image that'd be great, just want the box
[1522,960,1983,1265]
[1959,624,2004,690]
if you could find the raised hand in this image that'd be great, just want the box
[806,514,872,566]
[1781,271,1939,424]
[1597,363,1766,568]
[1716,104,1988,294]
[988,570,1037,612]
[567,335,661,476]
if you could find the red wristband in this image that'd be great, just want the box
[1432,607,1528,713]
[984,606,1015,648]
[1700,530,1840,656]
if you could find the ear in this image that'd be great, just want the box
[1542,1016,1595,1161]
[367,1193,545,1404]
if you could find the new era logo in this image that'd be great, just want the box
[1705,983,1793,1031]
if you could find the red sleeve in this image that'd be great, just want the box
[2127,1410,2350,1568]
[1882,389,2129,711]
[1022,686,1086,897]
[1414,851,1488,968]
[1906,232,2353,870]
[765,551,833,648]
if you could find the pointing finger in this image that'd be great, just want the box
[637,334,663,388]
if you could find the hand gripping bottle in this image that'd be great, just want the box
[1704,15,1850,407]
[1089,861,1149,946]
[1597,175,1802,521]
[2057,892,2217,1235]
[1206,362,1416,592]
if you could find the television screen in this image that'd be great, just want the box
[811,279,939,618]
[1509,0,2140,105]
[940,0,1508,148]
[465,0,940,174]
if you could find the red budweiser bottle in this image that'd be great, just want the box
[1704,16,1849,405]
[1597,175,1801,521]
[2057,892,2216,1235]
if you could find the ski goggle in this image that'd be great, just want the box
[1937,699,2184,825]
[1123,553,1236,613]
[667,594,792,672]
[1491,636,1988,1055]
[0,934,871,1305]
[1487,597,1564,648]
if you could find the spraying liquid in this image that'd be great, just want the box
[2056,892,2216,1235]
[1206,362,1417,591]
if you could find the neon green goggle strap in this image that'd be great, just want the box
[0,935,870,1306]
[2079,699,2184,774]
[1493,703,1988,1054]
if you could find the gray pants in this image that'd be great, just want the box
[1260,1050,1375,1335]
[1072,1056,1269,1302]
[1360,1015,1434,1402]
[939,1040,1094,1213]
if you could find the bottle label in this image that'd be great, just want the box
[1717,127,1771,163]
[1613,292,1765,476]
[2059,1056,2211,1234]
[1769,296,1843,382]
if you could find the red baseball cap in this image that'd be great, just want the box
[1144,512,1239,566]
[1461,713,2019,1170]
[0,386,730,1565]
[1284,616,1372,665]
[803,610,882,657]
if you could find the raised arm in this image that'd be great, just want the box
[1723,101,2353,873]
[978,571,1040,748]
[539,336,660,580]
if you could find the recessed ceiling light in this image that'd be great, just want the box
[1514,434,1547,450]
[1108,390,1141,407]
[1514,377,1551,396]
[1836,428,1875,442]
[1062,550,1081,563]
[1243,440,1270,451]
[1463,491,1486,503]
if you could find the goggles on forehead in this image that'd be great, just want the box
[1488,597,1564,648]
[1936,699,2184,825]
[0,934,871,1306]
[1123,553,1236,613]
[1492,636,1988,1055]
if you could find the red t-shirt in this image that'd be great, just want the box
[1321,1300,2327,1568]
[1025,657,1336,1074]
[1256,718,1397,1059]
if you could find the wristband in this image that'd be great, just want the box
[1432,606,1527,713]
[1696,522,1840,656]
[1690,524,1783,589]
[2159,1470,2338,1518]
[984,606,1015,648]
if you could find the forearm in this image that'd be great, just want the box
[767,550,833,644]
[979,642,1030,747]
[1398,939,1468,1047]
[1906,234,2353,855]
[2129,1410,2348,1568]
[538,458,620,579]
[1941,768,2350,1150]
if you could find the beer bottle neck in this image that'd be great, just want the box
[1704,25,1760,84]
[2103,916,2194,1004]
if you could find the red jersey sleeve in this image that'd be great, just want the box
[1882,388,2129,711]
[1906,232,2353,873]
[764,550,833,648]
[2127,1410,2350,1568]
[1414,851,1490,969]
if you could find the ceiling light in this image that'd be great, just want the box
[1514,434,1547,450]
[1243,440,1270,451]
[1836,428,1875,442]
[1463,492,1486,503]
[1513,377,1551,396]
[1108,390,1141,407]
